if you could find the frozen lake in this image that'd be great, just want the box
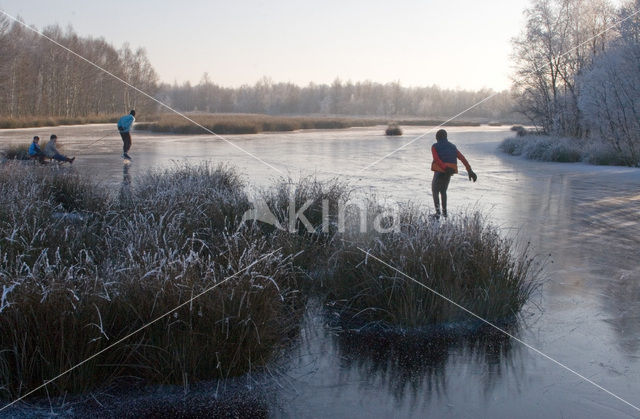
[1,124,640,417]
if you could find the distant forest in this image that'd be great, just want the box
[157,76,515,120]
[0,15,516,122]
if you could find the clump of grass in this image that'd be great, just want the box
[385,123,402,136]
[1,144,30,160]
[325,209,540,329]
[0,163,302,399]
[248,176,351,276]
[129,162,250,238]
[0,235,299,397]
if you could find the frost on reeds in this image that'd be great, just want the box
[0,163,302,398]
[255,176,350,274]
[499,134,632,166]
[0,163,540,400]
[326,208,540,330]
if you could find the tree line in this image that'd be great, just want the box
[512,0,640,162]
[0,15,158,119]
[158,76,515,120]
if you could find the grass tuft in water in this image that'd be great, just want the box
[325,209,540,329]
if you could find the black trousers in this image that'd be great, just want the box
[432,172,452,214]
[120,131,132,153]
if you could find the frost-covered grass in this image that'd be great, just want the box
[0,163,302,399]
[499,134,634,166]
[583,143,635,166]
[499,135,582,162]
[0,163,540,401]
[325,209,540,330]
[254,176,350,275]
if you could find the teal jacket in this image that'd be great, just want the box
[117,114,135,132]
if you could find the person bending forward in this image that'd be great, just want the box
[430,129,476,219]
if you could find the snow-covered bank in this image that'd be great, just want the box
[500,134,637,167]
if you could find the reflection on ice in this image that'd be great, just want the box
[332,326,520,405]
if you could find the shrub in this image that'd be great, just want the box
[499,137,524,155]
[584,142,636,166]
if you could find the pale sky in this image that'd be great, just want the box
[0,0,533,90]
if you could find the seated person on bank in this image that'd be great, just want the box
[44,135,75,163]
[28,136,47,163]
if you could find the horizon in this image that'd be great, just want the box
[0,0,532,91]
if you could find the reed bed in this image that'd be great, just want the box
[135,113,383,135]
[0,115,121,129]
[134,114,482,135]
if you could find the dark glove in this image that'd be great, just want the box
[468,170,477,182]
[444,167,455,176]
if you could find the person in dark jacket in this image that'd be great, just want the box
[28,136,46,163]
[430,129,477,219]
[117,110,136,160]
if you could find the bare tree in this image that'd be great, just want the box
[0,20,159,120]
[511,0,615,135]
